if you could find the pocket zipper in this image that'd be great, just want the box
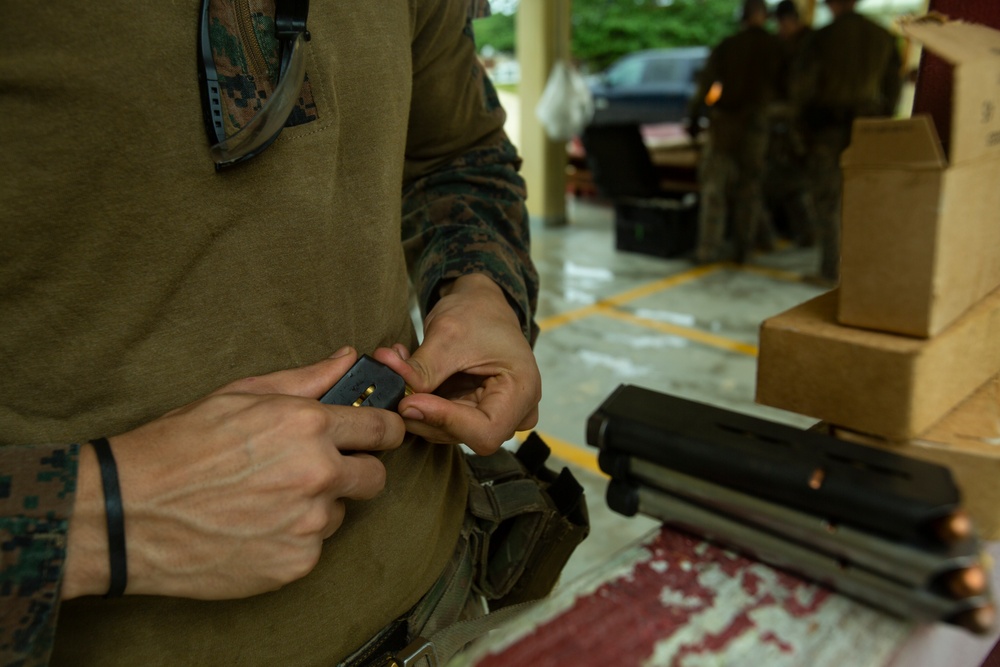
[235,0,269,78]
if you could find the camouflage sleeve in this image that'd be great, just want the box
[404,0,539,346]
[0,443,79,667]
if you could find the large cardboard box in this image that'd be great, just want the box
[833,375,1000,539]
[838,19,1000,338]
[755,287,1000,439]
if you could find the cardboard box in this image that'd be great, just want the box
[838,19,1000,338]
[755,287,1000,439]
[833,375,1000,539]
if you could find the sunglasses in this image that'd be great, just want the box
[198,0,311,170]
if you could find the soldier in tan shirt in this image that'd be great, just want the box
[0,1,541,664]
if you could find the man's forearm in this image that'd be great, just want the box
[62,442,110,599]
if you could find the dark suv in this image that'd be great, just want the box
[588,47,709,126]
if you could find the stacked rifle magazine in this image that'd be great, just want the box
[587,384,996,634]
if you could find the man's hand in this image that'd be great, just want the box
[63,347,404,600]
[371,274,541,456]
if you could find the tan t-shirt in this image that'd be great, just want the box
[0,0,521,663]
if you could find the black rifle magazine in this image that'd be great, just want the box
[587,384,960,547]
[320,354,407,411]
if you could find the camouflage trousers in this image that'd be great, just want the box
[803,123,853,281]
[764,121,817,247]
[696,114,772,264]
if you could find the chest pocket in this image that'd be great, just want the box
[207,0,318,139]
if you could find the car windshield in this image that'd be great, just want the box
[605,53,700,87]
[642,57,685,84]
[606,57,644,87]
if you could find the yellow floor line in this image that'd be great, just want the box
[736,263,808,284]
[596,307,759,357]
[594,263,725,307]
[538,263,725,333]
[537,304,603,332]
[521,430,607,478]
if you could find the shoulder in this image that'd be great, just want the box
[715,32,740,51]
[847,12,894,38]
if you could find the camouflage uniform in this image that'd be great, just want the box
[0,445,78,665]
[794,10,902,281]
[0,1,542,665]
[690,25,782,263]
[764,26,817,246]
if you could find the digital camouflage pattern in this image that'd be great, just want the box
[0,444,79,667]
[696,112,772,264]
[403,130,538,345]
[689,25,781,263]
[207,0,319,139]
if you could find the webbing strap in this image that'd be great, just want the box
[397,601,539,667]
[474,478,551,523]
[464,447,525,483]
[408,526,476,639]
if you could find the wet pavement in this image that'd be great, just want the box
[527,196,829,585]
[494,88,830,587]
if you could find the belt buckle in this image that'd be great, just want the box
[385,637,438,667]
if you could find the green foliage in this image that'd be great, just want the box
[574,0,742,70]
[474,0,744,72]
[473,12,516,54]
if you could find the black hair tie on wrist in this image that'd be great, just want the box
[90,437,127,598]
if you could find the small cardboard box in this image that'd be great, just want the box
[833,375,1000,539]
[838,19,1000,338]
[755,287,1000,440]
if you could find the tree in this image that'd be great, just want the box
[473,0,743,72]
[574,0,742,70]
[473,11,516,55]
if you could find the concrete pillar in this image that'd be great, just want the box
[799,0,816,26]
[516,0,571,226]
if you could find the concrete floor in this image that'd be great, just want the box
[526,196,830,587]
[492,88,831,588]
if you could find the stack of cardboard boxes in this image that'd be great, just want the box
[755,19,1000,537]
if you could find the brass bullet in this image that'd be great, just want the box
[808,468,825,490]
[946,566,987,598]
[934,510,973,544]
[952,605,996,635]
[351,384,376,407]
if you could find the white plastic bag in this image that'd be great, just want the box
[534,60,595,142]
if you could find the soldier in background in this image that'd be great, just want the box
[686,0,782,265]
[763,0,817,247]
[794,0,902,285]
